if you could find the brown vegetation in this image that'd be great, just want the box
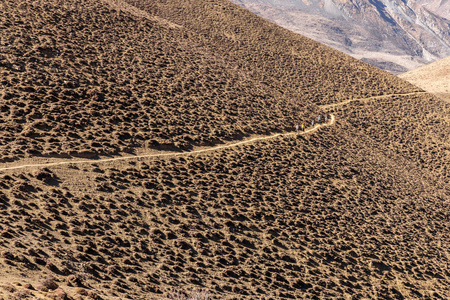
[0,0,448,299]
[0,92,448,298]
[0,0,419,163]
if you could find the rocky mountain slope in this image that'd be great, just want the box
[231,0,450,73]
[416,0,450,19]
[0,0,449,299]
[400,56,450,102]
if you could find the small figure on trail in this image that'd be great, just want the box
[318,115,322,124]
[301,123,305,131]
[311,120,315,127]
[325,115,328,123]
[296,124,299,132]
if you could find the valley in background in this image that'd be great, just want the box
[230,0,450,74]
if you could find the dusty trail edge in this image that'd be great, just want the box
[0,116,334,172]
[0,92,426,171]
[319,91,426,109]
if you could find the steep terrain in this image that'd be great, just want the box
[400,56,450,102]
[0,0,418,164]
[0,0,449,299]
[416,0,450,20]
[230,0,450,73]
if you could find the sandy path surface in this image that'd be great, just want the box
[0,115,335,172]
[0,92,427,172]
[319,92,427,109]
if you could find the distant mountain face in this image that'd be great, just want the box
[230,0,450,73]
[415,0,450,20]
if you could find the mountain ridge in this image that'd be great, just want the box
[231,0,450,73]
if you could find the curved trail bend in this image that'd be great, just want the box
[0,91,426,172]
[0,115,335,172]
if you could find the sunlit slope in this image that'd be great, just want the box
[125,0,420,104]
[0,92,448,299]
[0,0,420,163]
[0,0,449,299]
[400,56,450,102]
[0,0,311,163]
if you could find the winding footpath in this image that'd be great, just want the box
[0,91,426,172]
[319,91,426,110]
[0,115,334,172]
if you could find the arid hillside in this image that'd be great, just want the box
[0,0,449,299]
[415,0,450,20]
[0,0,421,164]
[400,56,450,102]
[230,0,450,74]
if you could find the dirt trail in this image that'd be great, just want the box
[319,91,426,109]
[0,115,335,172]
[0,91,427,172]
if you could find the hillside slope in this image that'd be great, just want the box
[400,56,450,102]
[0,0,421,164]
[0,0,449,299]
[230,0,450,74]
[0,93,448,300]
[416,0,450,20]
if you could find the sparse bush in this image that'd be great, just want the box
[0,0,419,162]
[34,168,54,183]
[40,276,59,291]
[169,288,211,300]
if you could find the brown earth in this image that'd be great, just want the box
[0,0,449,299]
[0,114,335,172]
[0,92,448,299]
[0,0,420,164]
[400,56,450,102]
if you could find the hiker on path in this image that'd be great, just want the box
[311,120,314,127]
[318,115,322,124]
[296,124,299,132]
[325,115,328,123]
[301,123,305,131]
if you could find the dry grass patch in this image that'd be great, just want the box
[0,0,420,163]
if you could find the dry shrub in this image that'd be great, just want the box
[40,276,59,291]
[11,289,32,299]
[1,283,16,293]
[34,168,54,183]
[0,0,420,162]
[169,289,211,300]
